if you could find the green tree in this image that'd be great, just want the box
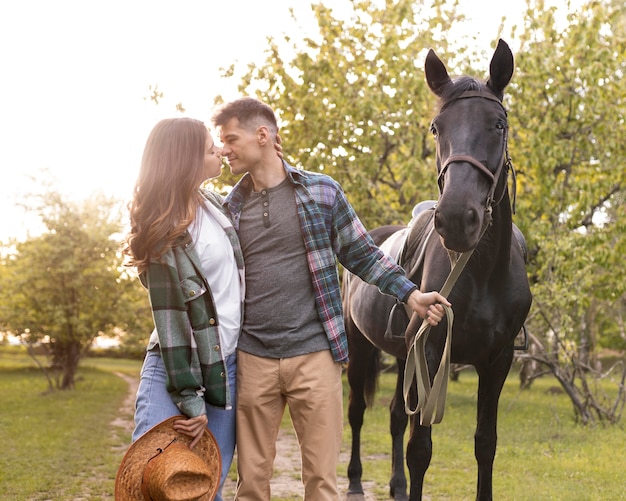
[510,1,626,344]
[506,0,626,423]
[114,268,155,359]
[0,188,149,389]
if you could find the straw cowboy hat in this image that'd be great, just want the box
[115,416,221,501]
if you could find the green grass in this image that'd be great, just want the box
[1,347,625,500]
[0,350,141,500]
[340,368,626,500]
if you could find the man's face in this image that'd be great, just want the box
[219,118,262,176]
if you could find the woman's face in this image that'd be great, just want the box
[203,132,223,180]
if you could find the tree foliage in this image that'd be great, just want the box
[505,0,626,423]
[0,186,151,389]
[508,0,626,362]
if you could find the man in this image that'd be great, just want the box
[213,97,449,500]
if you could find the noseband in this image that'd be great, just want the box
[436,91,516,217]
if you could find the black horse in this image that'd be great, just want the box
[343,40,532,501]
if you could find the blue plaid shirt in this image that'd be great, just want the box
[224,162,416,363]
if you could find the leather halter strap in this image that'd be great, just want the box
[440,154,495,184]
[440,90,506,109]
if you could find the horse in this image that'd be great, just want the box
[342,39,532,501]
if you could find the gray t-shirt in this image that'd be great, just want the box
[237,178,329,358]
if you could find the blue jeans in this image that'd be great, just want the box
[133,349,236,501]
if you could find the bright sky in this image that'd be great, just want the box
[0,0,534,241]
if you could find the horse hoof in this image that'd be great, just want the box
[390,488,409,501]
[346,492,366,501]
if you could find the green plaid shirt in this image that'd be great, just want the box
[141,190,244,417]
[225,162,416,363]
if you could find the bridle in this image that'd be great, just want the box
[436,90,516,219]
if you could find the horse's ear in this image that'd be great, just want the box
[487,39,514,97]
[425,48,452,96]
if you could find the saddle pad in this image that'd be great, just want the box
[379,228,409,264]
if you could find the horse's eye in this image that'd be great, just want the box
[430,123,438,137]
[495,122,505,130]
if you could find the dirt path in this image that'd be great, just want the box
[112,372,377,500]
[111,372,137,437]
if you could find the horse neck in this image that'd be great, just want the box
[478,189,513,272]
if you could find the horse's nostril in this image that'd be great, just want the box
[466,208,480,229]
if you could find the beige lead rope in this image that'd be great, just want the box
[402,249,473,425]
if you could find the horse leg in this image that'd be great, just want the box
[389,358,409,501]
[346,324,380,498]
[474,348,514,501]
[405,395,432,500]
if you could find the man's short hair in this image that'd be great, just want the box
[212,97,278,138]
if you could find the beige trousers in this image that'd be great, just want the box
[235,349,343,501]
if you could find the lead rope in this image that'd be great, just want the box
[402,249,472,424]
[402,199,493,425]
[403,149,507,425]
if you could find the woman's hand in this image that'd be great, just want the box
[172,414,208,449]
[275,133,283,159]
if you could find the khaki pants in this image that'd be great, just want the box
[235,349,343,501]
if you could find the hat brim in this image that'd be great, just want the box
[115,415,221,501]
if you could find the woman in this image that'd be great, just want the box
[123,117,243,499]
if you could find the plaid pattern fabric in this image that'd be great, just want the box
[141,189,244,417]
[225,162,416,363]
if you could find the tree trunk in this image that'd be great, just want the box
[51,339,82,390]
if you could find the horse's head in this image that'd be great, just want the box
[425,39,514,253]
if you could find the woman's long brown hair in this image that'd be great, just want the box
[124,118,208,274]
